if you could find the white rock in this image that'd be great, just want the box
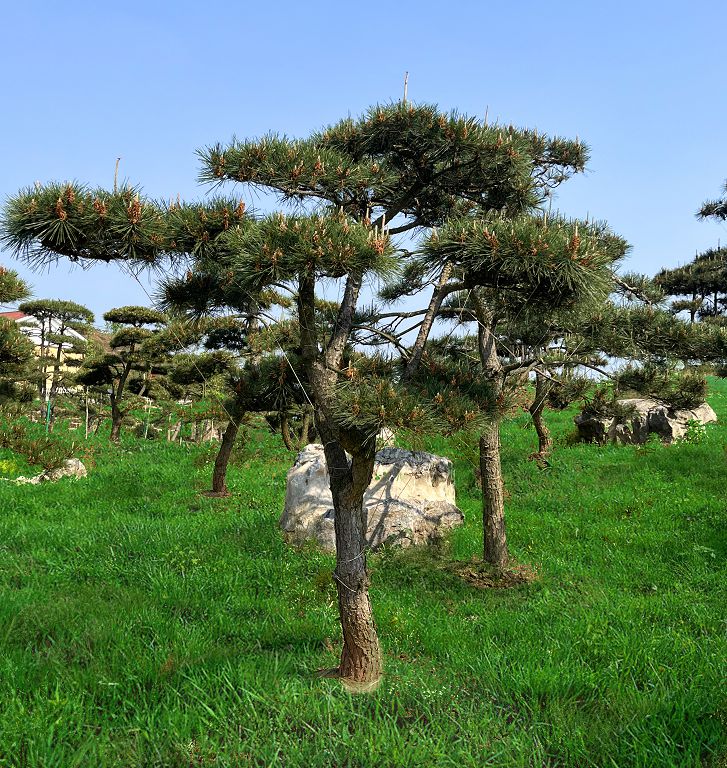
[280,444,463,552]
[575,399,717,445]
[15,458,87,485]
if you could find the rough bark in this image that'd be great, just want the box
[479,421,508,569]
[299,270,383,686]
[473,290,509,569]
[324,440,382,686]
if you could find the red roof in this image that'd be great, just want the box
[0,311,27,320]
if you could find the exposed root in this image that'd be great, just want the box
[314,666,382,693]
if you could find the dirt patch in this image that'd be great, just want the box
[445,558,539,589]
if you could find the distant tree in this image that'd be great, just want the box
[17,298,94,423]
[0,266,34,404]
[655,248,727,323]
[75,306,166,441]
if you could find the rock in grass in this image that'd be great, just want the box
[16,458,87,485]
[280,444,463,553]
[575,398,717,445]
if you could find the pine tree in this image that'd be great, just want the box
[0,102,613,686]
[0,266,34,404]
[655,248,727,323]
[76,306,166,441]
[419,215,626,566]
[17,298,94,424]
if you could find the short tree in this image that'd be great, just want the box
[655,248,727,323]
[18,298,94,423]
[76,306,166,441]
[420,214,626,567]
[0,103,612,686]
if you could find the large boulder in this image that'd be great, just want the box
[280,444,463,552]
[575,398,717,445]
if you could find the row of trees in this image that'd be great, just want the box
[2,101,726,687]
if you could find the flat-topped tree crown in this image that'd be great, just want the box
[656,247,727,320]
[423,213,627,308]
[2,184,168,268]
[19,299,94,327]
[223,211,395,294]
[103,306,166,327]
[1,184,252,271]
[199,102,588,229]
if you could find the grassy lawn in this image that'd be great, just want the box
[0,382,725,767]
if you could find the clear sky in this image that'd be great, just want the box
[1,0,726,323]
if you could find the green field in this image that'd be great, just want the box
[0,383,725,767]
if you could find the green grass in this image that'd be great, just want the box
[0,383,725,767]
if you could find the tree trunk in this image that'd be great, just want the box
[403,261,453,381]
[210,418,240,494]
[110,404,123,443]
[109,360,133,443]
[209,392,247,494]
[479,421,508,570]
[300,407,312,445]
[473,289,509,569]
[280,411,294,451]
[529,371,552,458]
[324,441,382,687]
[297,269,382,687]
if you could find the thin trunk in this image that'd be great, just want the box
[210,419,239,494]
[110,404,123,442]
[280,411,294,451]
[38,322,47,399]
[403,262,453,381]
[210,394,246,494]
[300,407,312,445]
[529,370,552,458]
[479,421,508,569]
[109,358,133,443]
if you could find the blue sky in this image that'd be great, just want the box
[1,1,726,322]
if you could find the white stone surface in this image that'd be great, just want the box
[575,399,717,445]
[16,458,87,485]
[280,444,463,552]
